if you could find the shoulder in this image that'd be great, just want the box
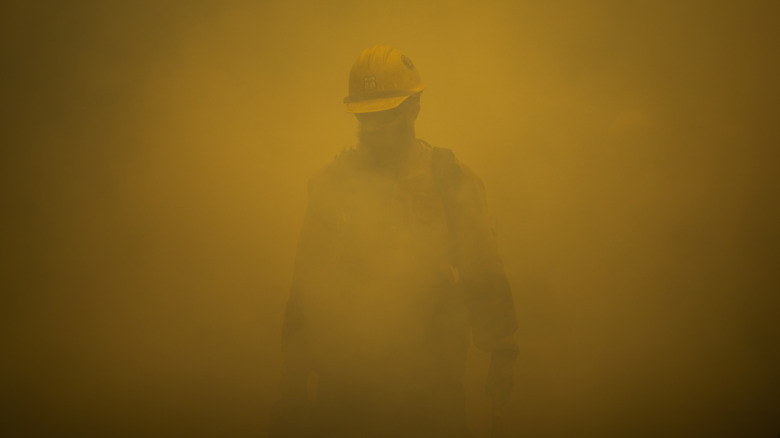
[307,147,360,197]
[456,159,486,191]
[425,142,484,193]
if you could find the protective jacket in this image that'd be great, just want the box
[280,139,517,437]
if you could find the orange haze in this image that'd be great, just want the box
[2,1,779,437]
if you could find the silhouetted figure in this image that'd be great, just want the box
[270,45,518,438]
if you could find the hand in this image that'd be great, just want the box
[269,358,316,437]
[268,397,317,438]
[485,349,516,410]
[269,373,316,438]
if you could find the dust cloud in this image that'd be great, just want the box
[2,1,778,437]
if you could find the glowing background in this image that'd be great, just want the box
[3,1,778,436]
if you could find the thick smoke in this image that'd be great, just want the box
[2,1,778,436]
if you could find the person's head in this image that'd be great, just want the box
[356,92,420,151]
[343,45,424,153]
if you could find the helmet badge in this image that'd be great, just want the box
[401,55,414,70]
[363,75,377,90]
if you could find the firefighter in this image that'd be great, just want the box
[270,44,518,438]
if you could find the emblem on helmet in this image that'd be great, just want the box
[401,55,414,71]
[363,75,377,90]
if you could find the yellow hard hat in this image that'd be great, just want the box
[344,45,425,114]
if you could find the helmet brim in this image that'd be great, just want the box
[344,95,410,114]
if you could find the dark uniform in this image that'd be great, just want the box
[279,139,518,437]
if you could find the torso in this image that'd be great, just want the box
[305,140,464,374]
